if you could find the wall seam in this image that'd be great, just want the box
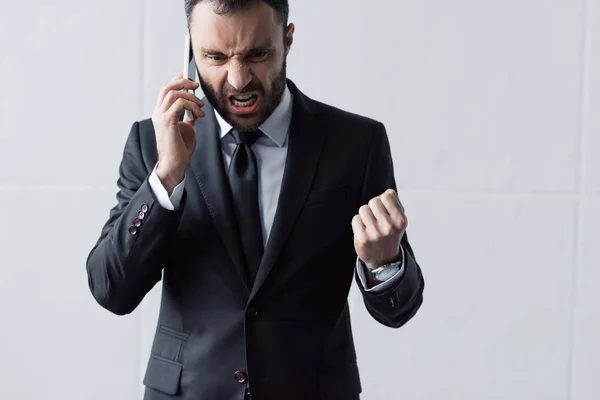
[136,0,147,398]
[567,1,593,399]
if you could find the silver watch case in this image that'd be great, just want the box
[369,261,401,281]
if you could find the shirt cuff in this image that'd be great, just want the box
[356,245,406,293]
[148,164,186,211]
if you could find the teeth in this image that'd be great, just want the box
[231,95,257,107]
[233,94,253,101]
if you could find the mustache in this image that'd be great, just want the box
[221,84,264,96]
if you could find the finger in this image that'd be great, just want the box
[383,189,404,213]
[368,197,390,221]
[162,90,205,112]
[168,71,184,85]
[157,78,200,107]
[351,214,366,234]
[351,214,367,243]
[158,79,201,106]
[358,205,378,232]
[368,197,395,235]
[156,76,180,108]
[166,98,205,124]
[170,78,201,91]
[378,189,405,219]
[380,192,405,228]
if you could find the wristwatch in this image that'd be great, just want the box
[367,260,402,282]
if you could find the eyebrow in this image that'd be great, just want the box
[199,45,273,55]
[248,46,272,52]
[199,48,224,54]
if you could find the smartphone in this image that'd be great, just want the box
[183,34,198,120]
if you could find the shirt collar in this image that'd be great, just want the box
[213,86,293,147]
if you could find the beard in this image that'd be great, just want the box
[199,58,287,133]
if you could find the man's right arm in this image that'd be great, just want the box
[86,121,186,316]
[87,73,203,315]
[148,163,186,211]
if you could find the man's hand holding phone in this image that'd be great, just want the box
[152,72,205,194]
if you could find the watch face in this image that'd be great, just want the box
[374,265,399,281]
[373,263,400,282]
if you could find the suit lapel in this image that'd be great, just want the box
[249,81,328,301]
[190,104,252,293]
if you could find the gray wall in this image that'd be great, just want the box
[0,0,598,399]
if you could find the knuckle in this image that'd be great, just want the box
[381,223,393,236]
[394,216,407,230]
[354,236,366,246]
[359,205,370,214]
[166,91,178,102]
[164,109,176,121]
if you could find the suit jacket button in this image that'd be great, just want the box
[141,204,149,213]
[133,218,142,228]
[247,307,258,317]
[138,211,146,220]
[128,226,138,236]
[234,370,247,384]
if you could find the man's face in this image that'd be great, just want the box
[190,1,294,132]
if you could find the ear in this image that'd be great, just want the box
[284,23,295,56]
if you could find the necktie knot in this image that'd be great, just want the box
[232,129,262,146]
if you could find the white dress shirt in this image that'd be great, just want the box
[148,87,404,292]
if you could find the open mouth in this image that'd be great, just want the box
[230,94,258,107]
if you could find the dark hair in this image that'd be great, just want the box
[185,0,289,28]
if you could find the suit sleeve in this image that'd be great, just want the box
[356,122,425,328]
[86,121,186,315]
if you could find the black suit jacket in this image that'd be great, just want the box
[86,80,424,400]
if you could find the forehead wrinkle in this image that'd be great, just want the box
[192,3,280,56]
[216,25,273,56]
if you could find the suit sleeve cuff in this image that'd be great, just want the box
[356,245,406,293]
[148,164,185,211]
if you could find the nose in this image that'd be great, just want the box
[227,61,252,91]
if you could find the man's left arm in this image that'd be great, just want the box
[351,122,424,328]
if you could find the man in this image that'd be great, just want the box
[86,0,424,399]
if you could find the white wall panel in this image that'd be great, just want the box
[353,193,575,399]
[585,1,600,194]
[571,200,600,400]
[0,1,143,187]
[0,189,140,400]
[358,0,584,194]
[0,1,598,399]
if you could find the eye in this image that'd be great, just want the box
[205,53,225,61]
[249,51,268,60]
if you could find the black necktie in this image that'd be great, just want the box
[228,129,264,282]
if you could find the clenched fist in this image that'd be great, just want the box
[352,189,408,270]
[152,71,206,194]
